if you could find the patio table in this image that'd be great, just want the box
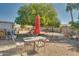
[23,36,49,53]
[23,36,47,42]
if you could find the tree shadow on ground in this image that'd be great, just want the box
[0,46,38,56]
[27,50,38,56]
[0,42,38,56]
[0,47,16,56]
[68,43,79,52]
[47,35,79,53]
[0,40,14,46]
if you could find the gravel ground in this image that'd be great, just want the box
[37,42,79,56]
[0,33,79,56]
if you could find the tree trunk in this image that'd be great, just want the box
[77,9,79,19]
[70,10,74,23]
[52,26,54,32]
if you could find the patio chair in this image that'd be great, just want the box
[75,34,79,40]
[16,42,26,56]
[34,38,49,54]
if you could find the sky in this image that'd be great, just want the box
[0,3,78,24]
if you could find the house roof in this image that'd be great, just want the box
[0,20,14,24]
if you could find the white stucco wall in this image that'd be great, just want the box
[0,23,13,31]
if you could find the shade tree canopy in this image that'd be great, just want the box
[15,4,60,28]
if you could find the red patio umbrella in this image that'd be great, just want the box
[34,15,40,35]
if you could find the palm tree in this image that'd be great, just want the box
[66,3,74,23]
[67,3,79,19]
[72,3,79,19]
